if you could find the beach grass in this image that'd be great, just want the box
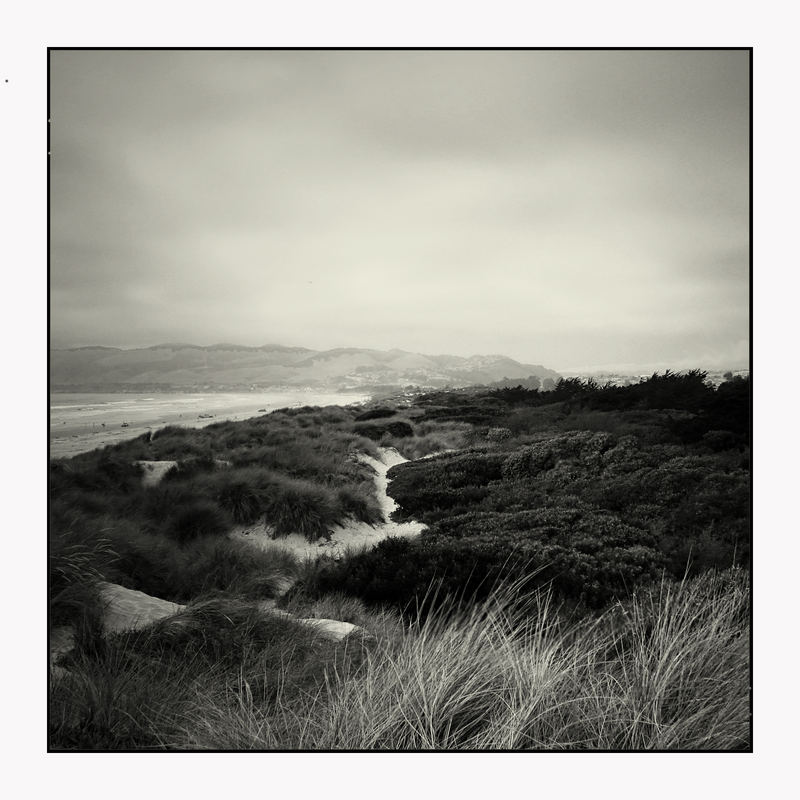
[50,568,749,751]
[48,386,750,751]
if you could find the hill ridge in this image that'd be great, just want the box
[50,342,561,391]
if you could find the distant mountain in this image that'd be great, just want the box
[49,343,560,392]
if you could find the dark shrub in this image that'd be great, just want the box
[704,376,750,438]
[52,454,144,494]
[301,536,541,619]
[303,521,665,615]
[385,421,414,437]
[165,500,232,543]
[354,407,397,421]
[354,421,414,440]
[141,483,204,524]
[701,429,740,452]
[386,450,505,520]
[667,414,711,444]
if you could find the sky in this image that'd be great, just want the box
[49,49,750,372]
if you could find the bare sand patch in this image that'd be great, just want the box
[135,460,179,487]
[50,584,185,669]
[50,581,365,670]
[98,581,185,634]
[298,618,364,640]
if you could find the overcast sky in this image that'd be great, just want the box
[49,49,749,372]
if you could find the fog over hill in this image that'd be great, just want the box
[50,343,561,393]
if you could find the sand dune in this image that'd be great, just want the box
[50,447,418,672]
[230,447,426,560]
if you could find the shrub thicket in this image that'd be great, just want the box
[382,427,748,586]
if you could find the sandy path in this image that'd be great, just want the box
[230,447,426,560]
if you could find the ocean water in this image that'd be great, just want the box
[49,391,371,458]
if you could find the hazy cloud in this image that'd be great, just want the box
[50,49,749,371]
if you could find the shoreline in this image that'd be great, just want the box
[49,390,371,459]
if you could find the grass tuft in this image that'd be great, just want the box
[171,568,749,750]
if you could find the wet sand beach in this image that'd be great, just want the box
[49,391,369,458]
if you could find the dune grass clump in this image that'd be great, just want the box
[49,522,117,630]
[164,500,233,544]
[50,510,299,606]
[215,479,264,524]
[171,568,749,751]
[137,597,323,669]
[49,594,372,751]
[589,569,750,749]
[135,407,385,542]
[182,466,276,526]
[107,529,299,604]
[264,479,340,541]
[147,426,216,460]
[184,467,379,540]
[50,637,200,750]
[50,454,144,495]
[335,483,384,526]
[49,559,749,752]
